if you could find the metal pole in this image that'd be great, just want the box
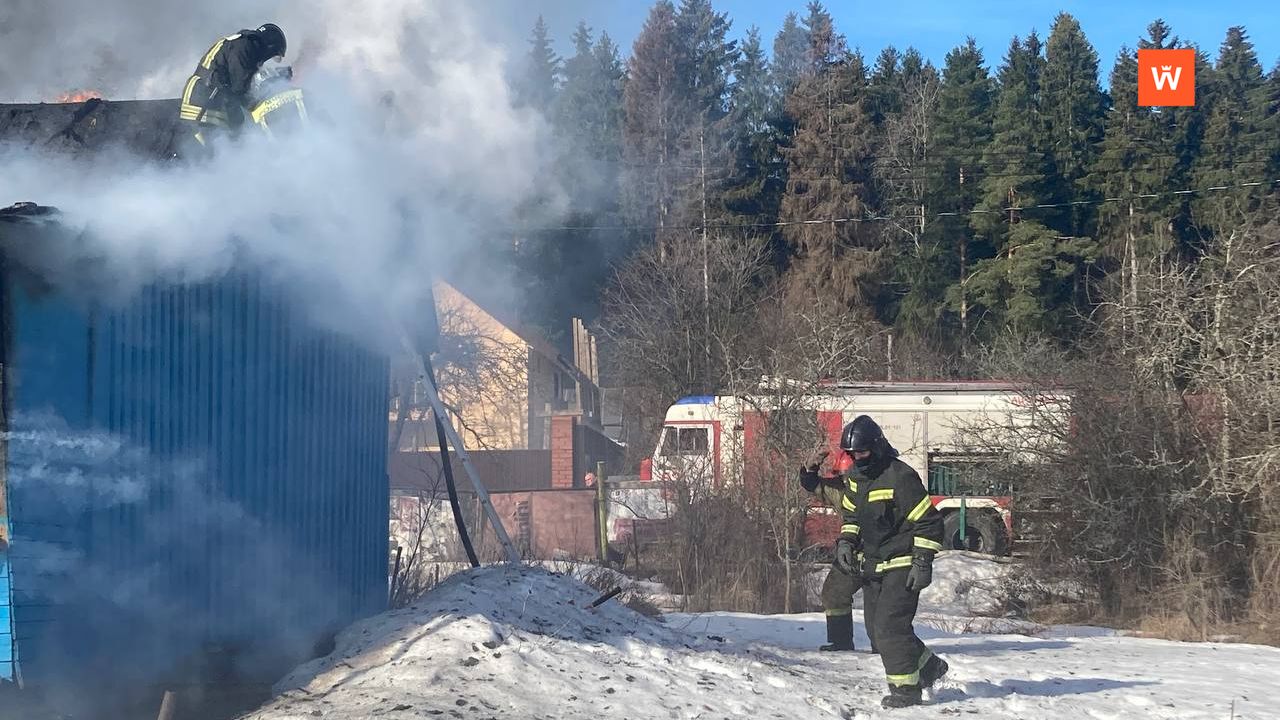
[595,461,609,565]
[398,331,520,564]
[959,496,967,549]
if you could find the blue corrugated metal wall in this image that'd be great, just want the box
[2,272,389,688]
[1,533,12,682]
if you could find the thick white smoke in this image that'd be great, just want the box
[0,0,566,351]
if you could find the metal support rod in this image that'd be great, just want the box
[398,330,520,564]
[959,496,967,548]
[156,690,178,720]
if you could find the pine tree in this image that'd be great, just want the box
[592,32,627,150]
[1191,27,1272,226]
[971,35,1055,241]
[516,16,561,114]
[772,12,810,97]
[1043,12,1106,237]
[1139,20,1206,251]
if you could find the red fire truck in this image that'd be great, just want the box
[637,382,1068,556]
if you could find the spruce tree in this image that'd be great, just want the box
[779,20,878,309]
[960,33,1095,340]
[516,16,561,114]
[1267,62,1280,182]
[1191,27,1270,226]
[877,51,945,341]
[1093,20,1190,311]
[623,1,683,241]
[722,27,783,227]
[1043,12,1106,237]
[518,22,625,336]
[557,24,625,205]
[868,46,902,127]
[926,39,993,340]
[772,12,810,97]
[674,0,737,122]
[802,1,838,72]
[899,48,930,89]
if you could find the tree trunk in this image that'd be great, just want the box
[701,125,710,388]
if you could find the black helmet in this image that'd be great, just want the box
[257,23,287,59]
[840,415,884,453]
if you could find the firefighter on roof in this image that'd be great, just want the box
[179,23,287,152]
[836,415,949,709]
[798,450,867,653]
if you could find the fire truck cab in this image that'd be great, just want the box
[649,382,1067,556]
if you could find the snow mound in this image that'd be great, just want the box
[242,566,883,719]
[919,551,1016,616]
[243,565,1280,719]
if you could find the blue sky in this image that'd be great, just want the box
[498,1,1279,85]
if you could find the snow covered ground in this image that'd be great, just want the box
[242,556,1280,720]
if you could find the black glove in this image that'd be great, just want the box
[905,553,933,592]
[798,451,828,493]
[835,538,857,574]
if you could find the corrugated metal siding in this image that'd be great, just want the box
[1,533,12,681]
[2,272,388,688]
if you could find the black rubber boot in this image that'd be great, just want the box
[880,685,923,709]
[819,613,855,651]
[920,654,949,688]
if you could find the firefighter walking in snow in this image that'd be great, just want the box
[835,415,948,708]
[799,451,865,652]
[179,23,287,152]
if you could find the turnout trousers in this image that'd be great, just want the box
[820,563,862,650]
[820,562,860,615]
[862,567,935,689]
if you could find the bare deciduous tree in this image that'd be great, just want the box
[957,216,1280,641]
[600,230,881,612]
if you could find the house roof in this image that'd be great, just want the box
[435,280,592,386]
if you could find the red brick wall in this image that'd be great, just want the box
[487,489,598,560]
[550,415,577,488]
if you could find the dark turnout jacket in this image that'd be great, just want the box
[180,30,272,129]
[799,470,846,511]
[838,454,945,574]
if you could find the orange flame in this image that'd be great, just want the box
[53,89,103,103]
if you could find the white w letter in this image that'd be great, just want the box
[1151,65,1182,91]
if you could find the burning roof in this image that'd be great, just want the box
[1,99,184,296]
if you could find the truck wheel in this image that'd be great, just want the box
[942,510,1009,556]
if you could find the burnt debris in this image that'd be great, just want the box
[1,98,181,158]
